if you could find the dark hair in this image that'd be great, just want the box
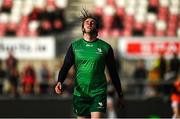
[80,9,99,35]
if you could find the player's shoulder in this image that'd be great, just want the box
[97,38,111,48]
[71,38,82,45]
[97,38,112,54]
[71,38,83,48]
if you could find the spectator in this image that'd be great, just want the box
[147,67,161,97]
[29,7,44,21]
[8,67,19,97]
[54,8,66,27]
[112,14,124,30]
[37,63,51,94]
[133,60,148,95]
[158,55,167,80]
[169,53,180,78]
[5,51,19,97]
[38,19,52,36]
[22,64,36,95]
[5,50,18,71]
[0,60,6,94]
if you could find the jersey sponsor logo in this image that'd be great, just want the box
[86,44,93,47]
[74,49,84,52]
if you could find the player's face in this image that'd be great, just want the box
[83,18,96,33]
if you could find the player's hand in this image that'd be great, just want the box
[55,82,62,94]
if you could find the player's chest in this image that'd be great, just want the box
[74,45,106,60]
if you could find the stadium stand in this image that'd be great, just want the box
[93,0,180,37]
[0,0,67,36]
[0,0,179,37]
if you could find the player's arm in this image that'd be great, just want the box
[106,46,123,98]
[55,44,75,94]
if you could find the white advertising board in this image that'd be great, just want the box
[118,37,180,59]
[0,37,55,60]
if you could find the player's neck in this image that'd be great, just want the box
[83,34,97,42]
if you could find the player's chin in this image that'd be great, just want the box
[86,27,94,31]
[85,29,91,33]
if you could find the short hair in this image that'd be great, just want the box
[80,9,100,34]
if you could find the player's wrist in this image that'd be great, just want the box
[57,81,62,85]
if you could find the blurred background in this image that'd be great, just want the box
[0,0,179,118]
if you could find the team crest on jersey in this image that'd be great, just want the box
[97,48,102,53]
[97,102,104,108]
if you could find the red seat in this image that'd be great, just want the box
[110,28,120,37]
[3,0,13,8]
[124,15,134,30]
[107,0,116,7]
[167,30,176,36]
[16,29,27,36]
[145,22,155,30]
[168,22,177,31]
[6,23,17,33]
[123,28,132,36]
[144,28,154,36]
[158,13,168,21]
[134,22,144,31]
[0,23,6,30]
[28,30,38,36]
[159,7,168,15]
[149,0,159,7]
[94,7,103,16]
[0,23,7,36]
[103,15,114,29]
[47,0,56,8]
[156,29,165,36]
[99,28,110,38]
[158,7,169,20]
[169,14,178,23]
[0,28,5,36]
[125,15,134,24]
[116,7,125,17]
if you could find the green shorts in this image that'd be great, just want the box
[73,94,107,116]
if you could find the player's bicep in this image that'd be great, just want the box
[105,46,116,69]
[64,44,75,66]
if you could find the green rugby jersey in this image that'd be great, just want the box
[58,38,123,98]
[72,38,110,97]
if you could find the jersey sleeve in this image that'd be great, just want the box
[106,46,123,98]
[57,44,75,84]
